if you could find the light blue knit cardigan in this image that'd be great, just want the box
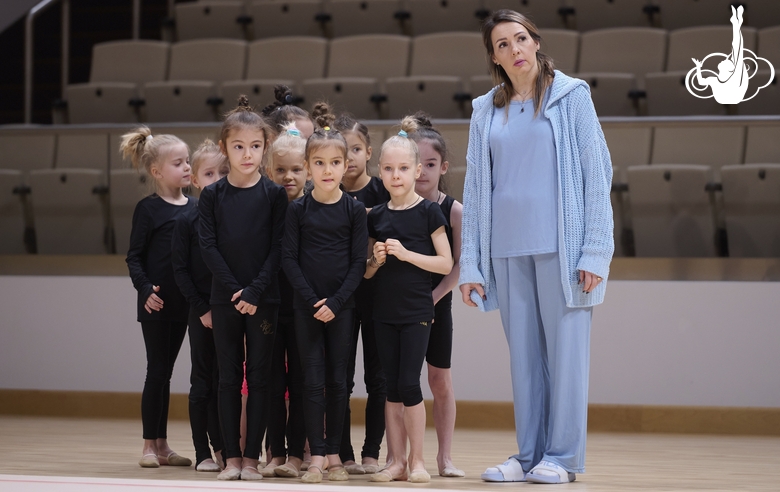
[458,70,614,311]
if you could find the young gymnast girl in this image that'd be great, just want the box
[281,104,369,484]
[123,127,195,469]
[262,85,315,139]
[364,118,453,484]
[409,113,464,478]
[198,96,288,481]
[333,113,388,475]
[262,124,308,478]
[171,139,230,472]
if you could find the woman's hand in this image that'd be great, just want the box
[313,299,335,323]
[579,270,603,294]
[385,238,410,262]
[200,310,213,329]
[232,290,257,315]
[460,283,485,308]
[144,286,163,313]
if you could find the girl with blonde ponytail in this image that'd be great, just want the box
[121,126,195,469]
[363,118,453,484]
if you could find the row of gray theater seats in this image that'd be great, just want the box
[0,123,779,256]
[170,0,780,41]
[62,25,780,124]
[1,162,778,257]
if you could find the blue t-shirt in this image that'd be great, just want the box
[489,89,558,257]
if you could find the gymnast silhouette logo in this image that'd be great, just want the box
[686,5,775,104]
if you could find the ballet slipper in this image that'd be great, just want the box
[158,452,192,467]
[440,465,466,478]
[344,462,366,474]
[138,454,160,468]
[362,463,380,474]
[409,469,431,483]
[370,467,408,482]
[274,462,301,478]
[196,459,221,472]
[240,465,263,481]
[301,465,324,483]
[261,462,278,477]
[328,465,350,481]
[217,466,241,481]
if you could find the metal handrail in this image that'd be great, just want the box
[24,0,142,124]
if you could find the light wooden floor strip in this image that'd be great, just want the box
[1,417,780,491]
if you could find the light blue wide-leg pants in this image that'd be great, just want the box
[492,253,592,474]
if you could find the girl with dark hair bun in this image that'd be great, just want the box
[261,85,315,139]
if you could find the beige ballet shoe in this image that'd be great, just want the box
[345,462,366,474]
[440,465,466,477]
[328,466,350,481]
[261,463,278,477]
[217,466,241,481]
[362,461,380,474]
[196,459,221,472]
[138,454,160,468]
[301,465,323,483]
[409,469,431,483]
[275,462,301,478]
[370,468,408,482]
[158,452,192,467]
[240,466,263,481]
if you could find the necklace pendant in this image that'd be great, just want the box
[521,107,525,113]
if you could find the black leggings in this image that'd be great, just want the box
[426,298,453,369]
[374,321,431,407]
[340,289,387,462]
[212,303,277,460]
[141,320,188,440]
[295,308,353,456]
[187,308,223,465]
[266,314,305,460]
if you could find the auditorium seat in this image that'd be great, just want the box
[576,72,637,116]
[110,169,150,256]
[578,28,667,89]
[407,0,482,36]
[627,164,717,257]
[485,0,568,29]
[644,71,726,116]
[249,0,326,39]
[438,125,469,172]
[539,29,579,74]
[301,78,382,119]
[736,71,779,116]
[0,135,56,173]
[721,164,780,257]
[651,126,745,177]
[0,170,27,254]
[327,0,405,37]
[469,75,495,99]
[653,0,733,30]
[28,169,108,254]
[221,80,297,112]
[328,35,410,79]
[144,39,246,122]
[385,32,484,118]
[245,37,327,83]
[64,41,169,124]
[55,134,110,171]
[666,26,758,72]
[744,125,780,164]
[745,0,780,29]
[386,76,465,119]
[65,84,140,124]
[570,0,655,32]
[175,1,248,40]
[303,35,410,118]
[602,126,652,173]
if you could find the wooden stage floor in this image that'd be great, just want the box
[1,416,779,491]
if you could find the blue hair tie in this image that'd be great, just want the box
[287,128,301,137]
[398,130,408,138]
